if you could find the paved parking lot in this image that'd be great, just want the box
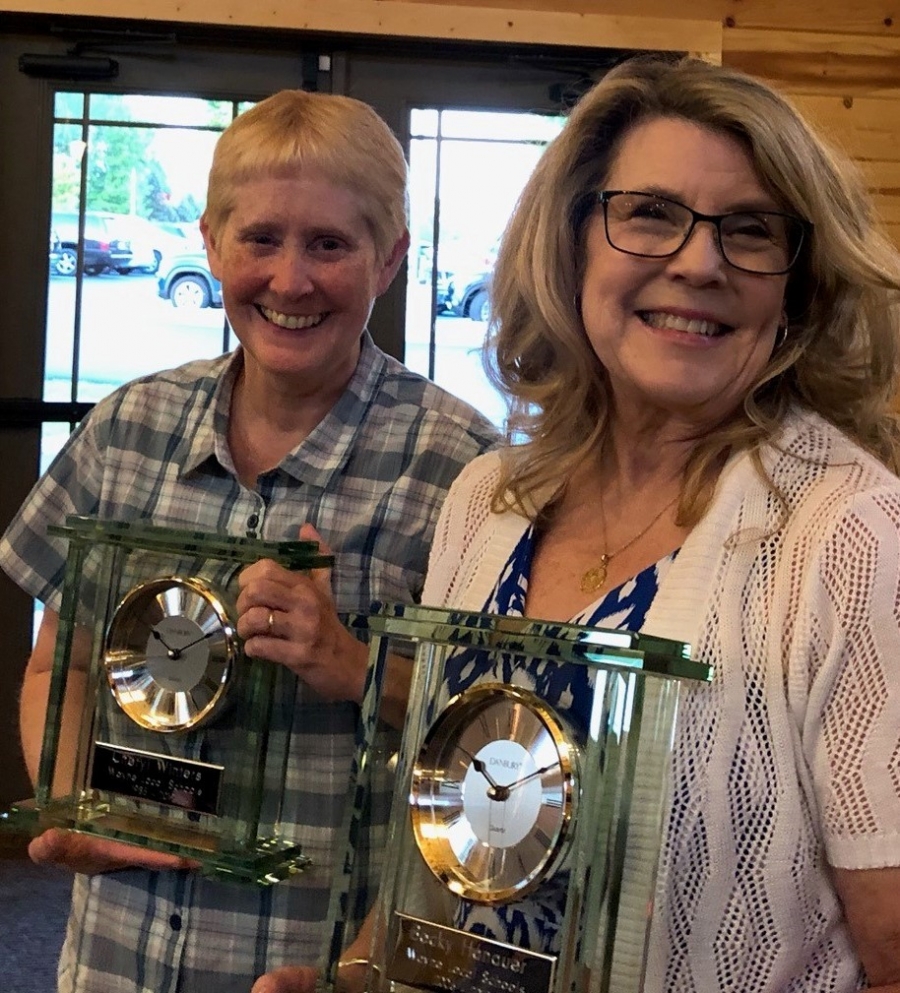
[45,271,505,427]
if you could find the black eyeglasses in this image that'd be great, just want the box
[590,190,811,275]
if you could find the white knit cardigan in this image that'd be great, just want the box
[422,408,900,992]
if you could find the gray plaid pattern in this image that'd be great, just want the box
[1,333,499,993]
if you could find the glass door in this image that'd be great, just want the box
[405,108,565,427]
[340,48,609,428]
[44,92,247,472]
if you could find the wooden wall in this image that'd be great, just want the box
[436,0,900,246]
[0,0,897,241]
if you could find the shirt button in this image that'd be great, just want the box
[169,914,182,931]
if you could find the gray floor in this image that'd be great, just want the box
[0,859,70,992]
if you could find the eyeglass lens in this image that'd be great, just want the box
[603,192,804,274]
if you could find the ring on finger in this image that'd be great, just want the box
[267,609,275,636]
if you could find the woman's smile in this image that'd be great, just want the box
[580,117,787,425]
[255,304,327,331]
[637,309,736,338]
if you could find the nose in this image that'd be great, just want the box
[666,220,727,284]
[269,248,315,296]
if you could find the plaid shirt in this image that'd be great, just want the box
[0,333,499,993]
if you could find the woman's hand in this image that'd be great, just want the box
[250,966,318,993]
[29,828,198,875]
[250,960,369,993]
[236,523,368,705]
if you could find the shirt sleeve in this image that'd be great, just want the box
[0,406,109,611]
[798,484,900,869]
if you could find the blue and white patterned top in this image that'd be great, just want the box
[446,522,678,725]
[444,521,678,955]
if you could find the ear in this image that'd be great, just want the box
[374,229,411,297]
[200,214,224,282]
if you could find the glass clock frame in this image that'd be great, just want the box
[1,515,346,886]
[351,602,712,993]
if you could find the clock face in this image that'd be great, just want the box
[103,576,237,732]
[410,682,578,904]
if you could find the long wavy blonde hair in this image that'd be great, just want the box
[487,56,900,523]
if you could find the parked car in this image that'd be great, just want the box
[50,210,133,276]
[155,220,204,247]
[450,271,492,322]
[102,215,196,275]
[443,239,498,321]
[157,251,222,309]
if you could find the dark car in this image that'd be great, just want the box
[50,211,134,276]
[157,251,222,309]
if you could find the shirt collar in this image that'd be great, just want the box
[278,331,387,491]
[177,333,387,490]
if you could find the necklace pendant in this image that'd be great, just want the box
[580,555,610,594]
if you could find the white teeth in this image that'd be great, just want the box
[259,306,324,330]
[641,311,722,337]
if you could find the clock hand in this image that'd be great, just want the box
[458,747,503,793]
[151,628,216,661]
[150,629,179,657]
[176,629,218,652]
[502,762,558,794]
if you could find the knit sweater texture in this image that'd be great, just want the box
[422,408,900,992]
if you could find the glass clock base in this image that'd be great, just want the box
[1,796,311,885]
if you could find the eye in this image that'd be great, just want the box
[239,228,279,249]
[316,236,343,251]
[632,201,673,220]
[724,213,780,242]
[618,196,682,227]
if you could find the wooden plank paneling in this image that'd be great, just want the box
[791,95,900,161]
[724,27,900,96]
[401,0,900,38]
[0,0,722,56]
[873,198,900,223]
[1,0,899,41]
[856,160,900,194]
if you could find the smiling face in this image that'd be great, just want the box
[579,116,788,432]
[202,169,407,396]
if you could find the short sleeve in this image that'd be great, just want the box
[800,486,900,868]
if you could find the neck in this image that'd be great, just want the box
[227,361,351,486]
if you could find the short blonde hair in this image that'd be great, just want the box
[202,89,408,259]
[488,56,900,522]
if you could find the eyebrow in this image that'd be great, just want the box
[234,220,282,237]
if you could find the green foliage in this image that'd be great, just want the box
[86,123,152,214]
[50,93,232,220]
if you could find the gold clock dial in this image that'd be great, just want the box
[103,576,237,732]
[410,682,578,904]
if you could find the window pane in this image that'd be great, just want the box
[46,94,233,407]
[439,109,565,142]
[87,93,235,128]
[405,108,565,428]
[410,108,439,138]
[54,91,84,118]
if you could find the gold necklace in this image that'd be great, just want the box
[580,494,679,594]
